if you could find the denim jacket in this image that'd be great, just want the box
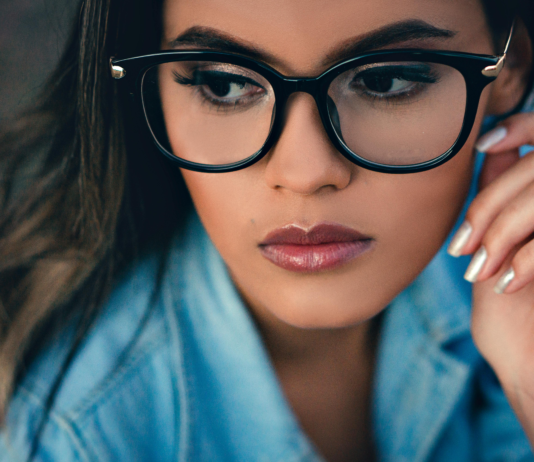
[2,106,534,461]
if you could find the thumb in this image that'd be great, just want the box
[478,148,520,191]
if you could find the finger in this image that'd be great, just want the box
[481,113,534,155]
[494,237,534,294]
[474,180,534,281]
[456,151,534,256]
[448,113,534,258]
[477,112,534,190]
[478,148,519,190]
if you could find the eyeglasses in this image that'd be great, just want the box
[110,24,514,174]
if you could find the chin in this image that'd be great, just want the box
[267,297,383,330]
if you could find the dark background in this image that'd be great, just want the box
[0,0,80,123]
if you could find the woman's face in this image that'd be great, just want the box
[161,0,497,328]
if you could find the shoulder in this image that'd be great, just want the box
[1,252,184,461]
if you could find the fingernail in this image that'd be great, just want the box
[464,246,488,282]
[447,221,473,257]
[475,127,508,152]
[494,268,515,294]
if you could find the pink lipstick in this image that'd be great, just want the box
[259,223,374,273]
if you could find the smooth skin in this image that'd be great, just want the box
[161,0,533,460]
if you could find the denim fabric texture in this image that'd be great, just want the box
[2,104,534,461]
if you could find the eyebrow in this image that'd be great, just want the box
[168,19,457,68]
[324,20,456,65]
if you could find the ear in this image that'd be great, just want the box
[486,19,533,115]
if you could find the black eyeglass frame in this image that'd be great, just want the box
[111,47,504,174]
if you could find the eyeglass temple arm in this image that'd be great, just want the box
[482,20,515,77]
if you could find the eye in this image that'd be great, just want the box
[360,74,412,94]
[349,64,439,98]
[173,68,266,105]
[201,74,260,100]
[206,78,233,97]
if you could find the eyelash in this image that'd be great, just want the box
[351,66,441,103]
[170,63,441,115]
[172,69,265,111]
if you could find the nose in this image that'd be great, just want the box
[264,93,353,195]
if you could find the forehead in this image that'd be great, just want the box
[162,0,492,74]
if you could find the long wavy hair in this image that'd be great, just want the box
[0,0,187,419]
[0,0,532,442]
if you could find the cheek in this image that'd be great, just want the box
[372,152,473,264]
[179,169,260,252]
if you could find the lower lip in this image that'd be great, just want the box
[259,240,374,273]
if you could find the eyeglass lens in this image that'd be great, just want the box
[141,60,467,168]
[142,61,276,166]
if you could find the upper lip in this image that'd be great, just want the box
[259,222,372,246]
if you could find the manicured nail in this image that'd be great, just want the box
[475,127,507,152]
[447,221,473,257]
[494,268,515,294]
[464,246,488,282]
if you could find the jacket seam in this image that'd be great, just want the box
[69,333,168,423]
[12,387,93,461]
[47,414,94,462]
[163,279,190,462]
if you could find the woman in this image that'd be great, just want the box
[1,0,534,460]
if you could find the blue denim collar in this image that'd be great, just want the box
[372,245,476,461]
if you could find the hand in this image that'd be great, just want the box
[447,112,534,438]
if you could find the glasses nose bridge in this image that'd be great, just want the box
[283,77,321,98]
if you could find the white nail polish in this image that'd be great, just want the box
[448,221,473,257]
[494,268,515,294]
[464,246,488,282]
[475,127,507,152]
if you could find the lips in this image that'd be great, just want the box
[259,223,374,273]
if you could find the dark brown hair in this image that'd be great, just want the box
[0,0,186,419]
[0,0,532,452]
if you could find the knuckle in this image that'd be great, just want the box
[516,113,534,138]
[482,215,516,255]
[502,199,523,219]
[466,194,492,224]
[481,229,503,256]
[510,111,534,128]
[513,243,534,278]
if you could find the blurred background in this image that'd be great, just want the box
[0,0,80,123]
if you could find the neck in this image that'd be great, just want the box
[236,279,380,369]
[262,313,377,367]
[238,286,380,462]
